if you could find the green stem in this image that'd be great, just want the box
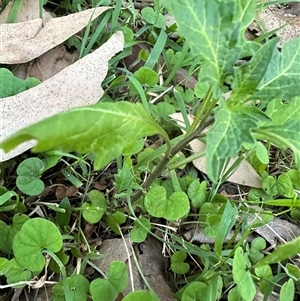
[186,84,213,136]
[131,117,214,202]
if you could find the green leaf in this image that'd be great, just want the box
[162,0,256,94]
[56,197,71,229]
[24,77,40,89]
[233,247,256,301]
[171,251,190,275]
[82,190,107,224]
[16,157,45,196]
[230,39,278,103]
[228,287,243,301]
[130,217,151,243]
[255,236,300,268]
[181,281,207,301]
[280,279,294,301]
[1,102,165,170]
[106,211,127,234]
[214,201,238,257]
[13,218,63,272]
[114,165,133,193]
[1,259,31,287]
[277,174,294,198]
[122,290,160,301]
[0,68,26,97]
[187,180,207,208]
[262,97,300,126]
[206,103,266,182]
[256,119,300,169]
[0,214,29,254]
[285,263,300,281]
[134,67,159,86]
[90,261,128,301]
[254,37,300,101]
[52,275,90,301]
[144,186,190,221]
[141,7,165,28]
[204,215,221,238]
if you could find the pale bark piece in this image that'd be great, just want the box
[0,7,110,64]
[0,32,124,162]
[170,113,262,188]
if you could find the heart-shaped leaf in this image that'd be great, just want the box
[90,261,128,301]
[82,190,107,224]
[171,251,190,275]
[13,218,63,272]
[16,157,45,195]
[130,217,151,243]
[123,290,160,301]
[144,186,190,221]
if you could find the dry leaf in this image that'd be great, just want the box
[0,31,124,162]
[0,7,110,64]
[170,113,262,188]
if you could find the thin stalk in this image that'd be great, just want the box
[186,84,214,136]
[131,117,214,202]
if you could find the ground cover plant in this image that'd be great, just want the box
[0,0,300,300]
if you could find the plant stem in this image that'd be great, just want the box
[131,116,214,202]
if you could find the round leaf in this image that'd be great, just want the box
[171,251,190,275]
[144,186,190,220]
[16,157,45,195]
[13,218,63,272]
[130,217,151,243]
[134,67,158,86]
[82,190,107,224]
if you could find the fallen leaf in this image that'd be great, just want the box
[170,113,262,188]
[0,7,110,64]
[0,31,124,162]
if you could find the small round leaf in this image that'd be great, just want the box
[13,218,63,272]
[145,186,190,220]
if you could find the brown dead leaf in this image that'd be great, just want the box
[0,31,124,162]
[170,113,262,188]
[55,185,78,200]
[0,7,109,64]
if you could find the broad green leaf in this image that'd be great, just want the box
[114,165,133,193]
[285,263,300,281]
[123,290,160,301]
[0,68,26,97]
[141,7,165,28]
[277,174,294,198]
[181,281,207,301]
[256,119,300,169]
[144,186,190,221]
[1,102,166,170]
[233,247,256,301]
[255,236,300,268]
[0,214,29,254]
[90,261,128,301]
[13,218,63,272]
[82,190,107,224]
[171,251,190,275]
[214,201,238,257]
[187,180,207,208]
[255,265,273,294]
[105,211,127,234]
[162,0,256,94]
[1,259,31,287]
[16,157,45,196]
[134,67,159,86]
[52,275,90,301]
[254,37,300,101]
[262,97,300,126]
[130,217,151,243]
[204,215,221,238]
[280,279,294,301]
[230,39,278,103]
[228,287,243,301]
[206,103,267,182]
